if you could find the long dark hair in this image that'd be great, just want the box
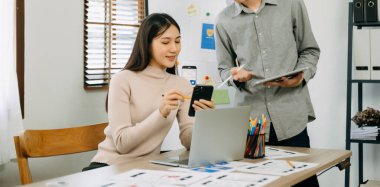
[106,13,181,111]
[124,13,180,74]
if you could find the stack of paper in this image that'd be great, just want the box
[351,126,380,140]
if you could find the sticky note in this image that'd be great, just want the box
[186,4,199,16]
[212,89,230,105]
[201,23,215,50]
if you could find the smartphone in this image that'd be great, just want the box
[188,85,214,117]
[182,66,197,86]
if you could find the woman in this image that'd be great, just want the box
[83,13,214,171]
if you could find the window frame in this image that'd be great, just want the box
[83,0,148,89]
[16,0,25,118]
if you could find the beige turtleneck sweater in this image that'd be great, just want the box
[91,66,194,165]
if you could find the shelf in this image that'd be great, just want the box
[350,80,380,83]
[350,139,380,144]
[350,128,380,143]
[354,22,380,28]
[345,3,380,186]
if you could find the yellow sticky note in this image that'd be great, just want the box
[186,4,199,16]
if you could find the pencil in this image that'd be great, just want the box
[286,160,295,168]
[161,94,191,100]
[183,95,191,100]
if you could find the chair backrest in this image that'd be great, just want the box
[14,123,107,185]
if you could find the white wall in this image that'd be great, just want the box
[0,0,108,186]
[1,0,380,186]
[304,0,348,186]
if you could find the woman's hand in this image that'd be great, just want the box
[159,89,184,118]
[192,99,215,111]
[264,72,304,88]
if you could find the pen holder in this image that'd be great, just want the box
[244,133,265,159]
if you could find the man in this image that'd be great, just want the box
[215,0,320,186]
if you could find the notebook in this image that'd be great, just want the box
[150,106,251,168]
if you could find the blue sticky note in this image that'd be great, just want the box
[201,23,215,50]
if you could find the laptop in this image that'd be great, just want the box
[150,106,251,168]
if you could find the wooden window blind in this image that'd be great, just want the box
[84,0,145,88]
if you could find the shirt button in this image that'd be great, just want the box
[255,15,259,18]
[268,102,271,106]
[262,50,266,54]
[265,68,269,72]
[267,86,271,89]
[258,33,262,36]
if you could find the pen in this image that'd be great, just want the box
[217,64,246,89]
[286,160,295,168]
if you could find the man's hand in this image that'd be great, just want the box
[264,72,304,88]
[231,67,254,82]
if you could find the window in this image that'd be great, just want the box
[84,0,146,88]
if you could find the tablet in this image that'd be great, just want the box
[252,67,309,86]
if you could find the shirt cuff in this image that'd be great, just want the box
[301,69,312,87]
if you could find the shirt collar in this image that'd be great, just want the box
[233,0,278,17]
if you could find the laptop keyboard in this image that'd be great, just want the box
[171,159,189,165]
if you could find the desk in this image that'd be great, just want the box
[22,146,351,187]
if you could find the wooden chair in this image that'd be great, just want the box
[13,123,107,185]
